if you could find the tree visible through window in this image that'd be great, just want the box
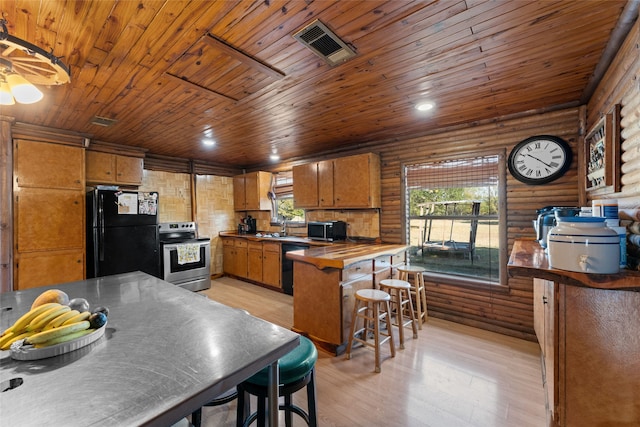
[405,154,502,283]
[273,171,305,223]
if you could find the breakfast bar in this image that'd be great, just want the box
[0,272,300,426]
[287,243,408,355]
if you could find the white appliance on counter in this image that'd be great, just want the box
[159,222,211,291]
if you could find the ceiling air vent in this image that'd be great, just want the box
[91,116,118,127]
[293,20,356,66]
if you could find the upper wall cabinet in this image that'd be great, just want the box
[86,151,144,186]
[293,153,381,209]
[233,171,273,211]
[15,139,84,190]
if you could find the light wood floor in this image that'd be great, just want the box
[196,277,546,427]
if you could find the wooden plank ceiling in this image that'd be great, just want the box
[0,0,631,168]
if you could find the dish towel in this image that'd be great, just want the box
[177,243,201,265]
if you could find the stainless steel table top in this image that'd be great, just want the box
[0,272,300,426]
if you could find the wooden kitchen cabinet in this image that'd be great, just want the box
[221,235,285,289]
[13,139,85,290]
[292,153,380,209]
[262,242,281,288]
[15,139,84,190]
[533,278,640,426]
[292,162,319,208]
[247,241,264,282]
[533,278,556,423]
[222,238,248,278]
[86,151,144,186]
[233,171,272,211]
[333,153,380,208]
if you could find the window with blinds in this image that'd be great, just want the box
[404,154,501,283]
[273,171,305,223]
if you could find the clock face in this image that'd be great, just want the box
[508,135,572,184]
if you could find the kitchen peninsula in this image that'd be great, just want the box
[508,239,640,427]
[286,243,408,355]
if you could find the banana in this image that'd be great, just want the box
[5,303,62,335]
[43,310,80,331]
[26,304,71,332]
[34,329,95,349]
[0,330,37,350]
[61,311,91,326]
[0,331,15,349]
[26,321,90,345]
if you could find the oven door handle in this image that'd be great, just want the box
[163,243,208,250]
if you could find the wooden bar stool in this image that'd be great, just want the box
[379,279,418,349]
[346,289,396,373]
[397,265,428,329]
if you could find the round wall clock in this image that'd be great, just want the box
[507,135,572,185]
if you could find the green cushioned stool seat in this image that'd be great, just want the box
[246,334,317,386]
[237,335,318,427]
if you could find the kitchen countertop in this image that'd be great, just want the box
[285,243,409,270]
[508,238,640,290]
[0,272,299,426]
[219,231,331,246]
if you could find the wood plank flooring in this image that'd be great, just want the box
[196,277,546,427]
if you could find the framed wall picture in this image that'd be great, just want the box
[585,104,621,193]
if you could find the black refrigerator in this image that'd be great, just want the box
[87,189,161,279]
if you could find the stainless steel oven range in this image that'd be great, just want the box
[159,222,211,291]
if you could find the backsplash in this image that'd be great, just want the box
[139,170,192,223]
[238,209,381,239]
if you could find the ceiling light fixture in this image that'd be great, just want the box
[0,19,71,105]
[415,101,435,111]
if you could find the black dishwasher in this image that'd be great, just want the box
[281,244,309,295]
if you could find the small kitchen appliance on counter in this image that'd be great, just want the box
[159,221,211,291]
[307,220,347,241]
[238,215,257,234]
[548,216,620,274]
[533,206,580,249]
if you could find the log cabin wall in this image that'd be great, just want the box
[374,108,581,340]
[585,20,640,206]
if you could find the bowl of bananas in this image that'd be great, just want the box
[0,290,109,360]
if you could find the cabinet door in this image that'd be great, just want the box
[292,163,319,208]
[15,139,84,190]
[116,156,143,185]
[16,250,84,290]
[233,175,247,211]
[86,151,116,183]
[247,242,263,282]
[233,241,248,278]
[533,278,546,350]
[262,243,281,288]
[333,154,372,207]
[16,188,84,252]
[318,160,334,207]
[223,240,235,275]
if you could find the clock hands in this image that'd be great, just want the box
[524,153,552,168]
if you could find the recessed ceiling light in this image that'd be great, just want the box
[415,102,435,111]
[202,139,215,146]
[270,153,280,161]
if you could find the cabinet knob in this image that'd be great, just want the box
[542,296,548,304]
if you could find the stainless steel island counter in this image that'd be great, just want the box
[0,272,300,426]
